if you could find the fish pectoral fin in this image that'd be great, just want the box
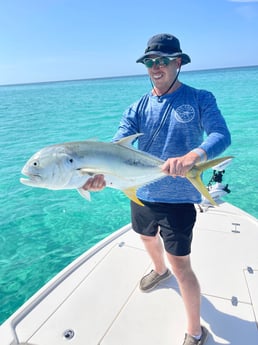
[79,168,128,180]
[77,188,91,201]
[123,187,144,206]
[79,168,111,176]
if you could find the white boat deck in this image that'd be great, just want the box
[0,202,258,345]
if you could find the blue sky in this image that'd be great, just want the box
[0,0,258,85]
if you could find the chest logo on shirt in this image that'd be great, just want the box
[173,105,195,123]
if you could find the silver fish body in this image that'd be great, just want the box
[20,134,233,206]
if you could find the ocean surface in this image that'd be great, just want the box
[0,66,258,324]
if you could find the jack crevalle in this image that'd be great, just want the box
[20,134,233,206]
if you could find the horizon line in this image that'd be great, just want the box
[1,64,257,88]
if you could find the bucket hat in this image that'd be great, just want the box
[136,33,191,65]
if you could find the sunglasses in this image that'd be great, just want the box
[142,56,177,68]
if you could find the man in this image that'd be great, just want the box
[84,33,231,345]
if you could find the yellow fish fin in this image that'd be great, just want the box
[187,174,217,206]
[186,156,234,206]
[123,187,144,206]
[195,156,234,173]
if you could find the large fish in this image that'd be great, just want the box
[20,134,233,206]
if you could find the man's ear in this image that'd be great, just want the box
[176,57,182,68]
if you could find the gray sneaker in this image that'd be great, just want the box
[182,326,209,345]
[139,269,172,292]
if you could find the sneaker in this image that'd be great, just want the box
[182,326,209,345]
[139,269,172,292]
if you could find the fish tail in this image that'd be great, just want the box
[123,187,144,206]
[186,156,234,206]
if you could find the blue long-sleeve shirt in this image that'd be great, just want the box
[113,83,231,204]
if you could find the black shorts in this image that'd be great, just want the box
[131,201,196,256]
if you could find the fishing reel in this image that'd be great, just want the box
[201,158,232,206]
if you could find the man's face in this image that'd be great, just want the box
[144,56,181,92]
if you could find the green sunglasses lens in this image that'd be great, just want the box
[143,57,171,68]
[143,59,154,68]
[159,57,170,66]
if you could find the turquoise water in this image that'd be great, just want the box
[0,66,258,324]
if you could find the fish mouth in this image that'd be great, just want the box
[20,173,42,186]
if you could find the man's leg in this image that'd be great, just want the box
[167,253,201,337]
[140,233,168,275]
[138,233,172,291]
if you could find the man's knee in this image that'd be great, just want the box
[167,254,192,280]
[140,233,155,241]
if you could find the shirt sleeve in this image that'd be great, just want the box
[198,91,231,159]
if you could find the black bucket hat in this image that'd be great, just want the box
[136,33,191,65]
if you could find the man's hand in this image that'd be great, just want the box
[82,174,106,191]
[161,150,205,177]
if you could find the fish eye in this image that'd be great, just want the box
[66,156,74,165]
[32,160,39,167]
[64,155,75,166]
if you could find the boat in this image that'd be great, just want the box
[0,165,258,345]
